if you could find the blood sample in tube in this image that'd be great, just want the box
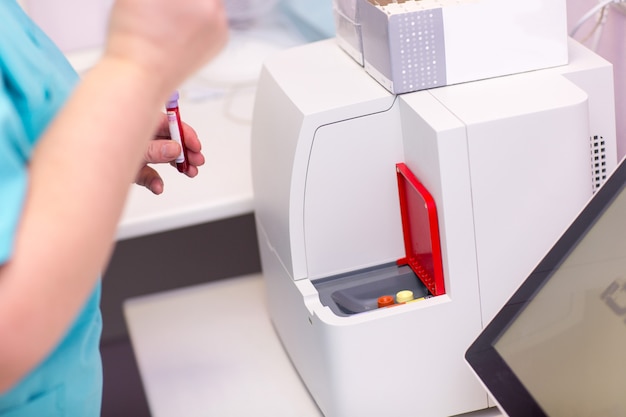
[165,91,189,173]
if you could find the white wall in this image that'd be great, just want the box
[568,2,626,159]
[22,0,112,52]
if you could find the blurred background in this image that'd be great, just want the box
[18,0,626,158]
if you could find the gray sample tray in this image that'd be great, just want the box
[314,263,430,316]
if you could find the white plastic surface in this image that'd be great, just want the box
[429,70,593,325]
[251,40,394,280]
[251,38,617,417]
[304,104,405,279]
[442,0,568,84]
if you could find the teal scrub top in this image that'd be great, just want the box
[0,1,103,416]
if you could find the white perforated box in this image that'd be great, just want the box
[357,0,569,94]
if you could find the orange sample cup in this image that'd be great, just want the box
[377,295,395,308]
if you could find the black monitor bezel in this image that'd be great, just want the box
[465,157,626,416]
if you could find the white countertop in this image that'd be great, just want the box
[124,273,504,417]
[66,11,309,241]
[124,274,323,417]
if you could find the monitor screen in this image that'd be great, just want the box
[466,158,626,417]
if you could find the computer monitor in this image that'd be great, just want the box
[466,157,626,416]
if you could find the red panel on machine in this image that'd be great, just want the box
[396,163,445,296]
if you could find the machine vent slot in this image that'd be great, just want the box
[590,135,608,193]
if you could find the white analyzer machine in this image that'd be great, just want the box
[250,38,617,416]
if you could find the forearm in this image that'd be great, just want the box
[0,58,171,391]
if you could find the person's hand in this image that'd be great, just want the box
[135,113,205,194]
[105,0,228,96]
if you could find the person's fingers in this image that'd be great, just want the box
[181,123,201,153]
[144,140,180,164]
[185,148,205,168]
[135,165,164,194]
[182,164,199,178]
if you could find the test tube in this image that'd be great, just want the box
[165,91,189,173]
